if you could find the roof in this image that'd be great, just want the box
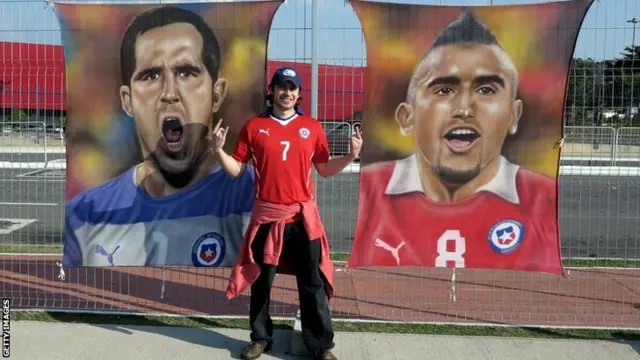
[0,41,364,121]
[0,41,67,111]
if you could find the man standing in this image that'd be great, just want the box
[348,11,563,276]
[213,67,362,360]
[63,6,255,268]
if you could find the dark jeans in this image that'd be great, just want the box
[249,220,335,354]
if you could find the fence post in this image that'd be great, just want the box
[346,121,352,155]
[612,128,618,167]
[310,0,319,119]
[41,121,47,164]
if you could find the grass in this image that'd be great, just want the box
[2,245,640,269]
[0,136,65,148]
[11,310,640,341]
[0,244,63,254]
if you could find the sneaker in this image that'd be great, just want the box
[240,341,271,360]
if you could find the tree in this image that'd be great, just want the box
[10,109,29,122]
[565,45,640,128]
[565,58,606,126]
[605,46,639,101]
[603,45,639,126]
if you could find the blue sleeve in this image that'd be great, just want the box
[62,197,86,267]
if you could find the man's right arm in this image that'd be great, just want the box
[216,123,251,178]
[215,148,247,178]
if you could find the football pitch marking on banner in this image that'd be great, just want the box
[0,219,37,235]
[15,167,65,179]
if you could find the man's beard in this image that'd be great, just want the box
[434,164,481,188]
[148,123,209,189]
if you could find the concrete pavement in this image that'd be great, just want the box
[9,321,640,360]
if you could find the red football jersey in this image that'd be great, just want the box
[347,157,564,276]
[232,113,330,205]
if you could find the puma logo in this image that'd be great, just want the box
[95,244,120,266]
[258,129,270,136]
[374,238,405,266]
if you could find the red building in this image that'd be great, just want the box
[0,41,364,122]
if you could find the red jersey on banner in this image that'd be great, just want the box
[232,113,330,205]
[348,155,564,276]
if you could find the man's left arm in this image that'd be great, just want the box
[314,124,362,177]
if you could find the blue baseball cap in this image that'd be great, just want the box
[270,67,302,88]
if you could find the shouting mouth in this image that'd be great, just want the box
[443,127,480,153]
[162,117,184,152]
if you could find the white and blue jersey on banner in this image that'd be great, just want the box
[63,165,254,267]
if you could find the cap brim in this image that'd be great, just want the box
[274,79,301,88]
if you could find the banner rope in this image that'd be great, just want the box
[56,262,65,281]
[450,268,457,302]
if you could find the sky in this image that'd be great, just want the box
[0,0,638,65]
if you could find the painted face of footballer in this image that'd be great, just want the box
[121,22,217,182]
[397,43,522,192]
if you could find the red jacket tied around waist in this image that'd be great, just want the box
[226,198,335,300]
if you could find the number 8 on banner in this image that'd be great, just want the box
[435,230,466,268]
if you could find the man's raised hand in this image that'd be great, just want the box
[349,125,363,158]
[212,118,229,152]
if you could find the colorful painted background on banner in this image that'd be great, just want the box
[54,1,282,267]
[348,0,593,275]
[56,1,280,196]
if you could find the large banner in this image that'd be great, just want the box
[347,0,593,275]
[55,1,282,267]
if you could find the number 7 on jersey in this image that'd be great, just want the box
[280,141,290,161]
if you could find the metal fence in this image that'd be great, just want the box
[561,126,640,166]
[1,0,639,329]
